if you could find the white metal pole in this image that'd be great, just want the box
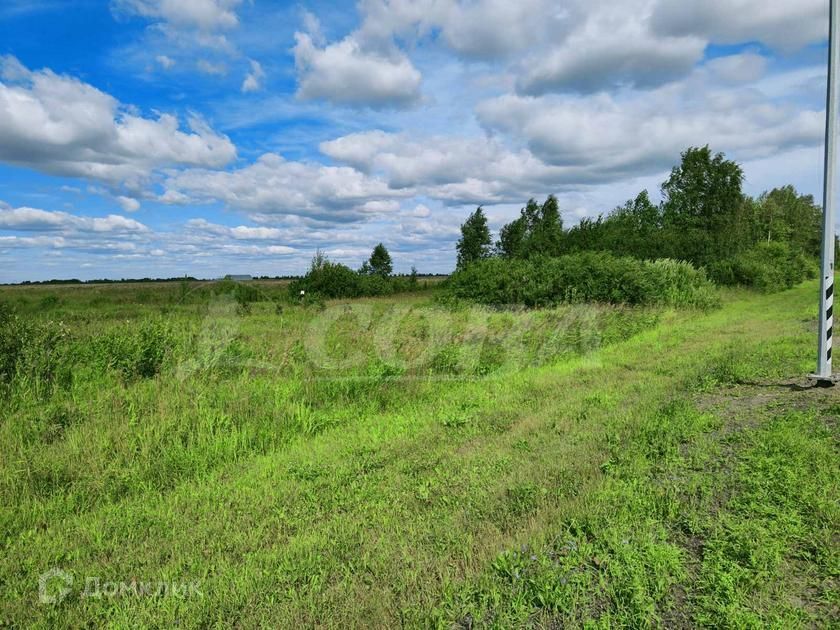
[816,0,839,382]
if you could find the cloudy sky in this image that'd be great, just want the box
[0,0,833,281]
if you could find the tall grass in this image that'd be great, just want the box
[0,286,663,543]
[0,279,833,628]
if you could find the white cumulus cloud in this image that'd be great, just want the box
[0,205,149,233]
[0,56,236,189]
[293,31,421,107]
[479,68,824,181]
[161,153,408,220]
[356,0,570,59]
[117,196,141,212]
[113,0,243,31]
[651,0,827,51]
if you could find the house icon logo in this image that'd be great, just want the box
[38,568,73,604]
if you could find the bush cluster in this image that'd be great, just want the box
[0,302,21,382]
[707,242,818,293]
[446,253,718,309]
[94,319,175,379]
[0,302,73,392]
[288,259,418,300]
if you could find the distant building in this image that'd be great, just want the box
[224,274,253,281]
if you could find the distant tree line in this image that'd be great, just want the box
[8,276,201,286]
[455,146,830,293]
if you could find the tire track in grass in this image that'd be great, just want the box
[434,327,836,627]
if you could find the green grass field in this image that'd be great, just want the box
[0,280,837,627]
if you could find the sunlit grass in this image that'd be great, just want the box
[0,280,836,627]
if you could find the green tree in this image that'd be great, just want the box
[526,149,822,274]
[529,195,564,256]
[497,215,528,258]
[661,146,744,265]
[598,190,663,259]
[756,186,822,257]
[564,216,607,254]
[366,243,393,277]
[291,250,362,299]
[496,196,564,259]
[456,207,493,269]
[614,191,660,233]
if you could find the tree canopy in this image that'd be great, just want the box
[456,207,493,269]
[366,243,393,277]
[660,146,745,266]
[456,146,828,292]
[496,196,564,259]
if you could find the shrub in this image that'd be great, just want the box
[446,253,718,309]
[19,319,73,391]
[289,252,417,300]
[0,303,73,392]
[357,273,394,297]
[389,276,416,294]
[233,282,261,307]
[39,294,61,310]
[708,242,818,292]
[642,259,720,309]
[0,302,24,382]
[289,259,361,300]
[95,319,174,379]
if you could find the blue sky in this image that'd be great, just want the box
[0,0,834,282]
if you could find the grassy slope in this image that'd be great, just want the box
[1,282,838,627]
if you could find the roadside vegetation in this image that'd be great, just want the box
[451,147,824,304]
[0,278,835,627]
[285,147,825,307]
[0,144,837,627]
[446,254,718,309]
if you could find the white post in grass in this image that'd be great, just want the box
[815,0,839,383]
